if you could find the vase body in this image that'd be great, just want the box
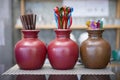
[14,30,47,70]
[48,29,79,70]
[80,30,111,69]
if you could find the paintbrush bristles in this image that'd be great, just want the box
[20,14,37,30]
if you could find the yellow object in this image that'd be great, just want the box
[86,21,90,27]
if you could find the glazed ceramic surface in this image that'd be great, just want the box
[14,30,47,70]
[48,29,79,70]
[80,30,111,69]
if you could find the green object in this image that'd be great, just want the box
[100,20,103,29]
[112,49,120,61]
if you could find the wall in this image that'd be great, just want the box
[0,0,13,72]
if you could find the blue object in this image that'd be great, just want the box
[100,19,103,29]
[54,12,58,28]
[70,8,73,12]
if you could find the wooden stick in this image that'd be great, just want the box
[33,15,36,30]
[22,16,28,30]
[26,15,31,29]
[20,16,24,29]
[30,14,33,29]
[20,14,37,30]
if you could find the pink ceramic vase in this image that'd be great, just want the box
[48,29,79,70]
[14,30,47,70]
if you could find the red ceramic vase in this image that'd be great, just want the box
[14,30,47,70]
[80,30,111,69]
[48,29,79,70]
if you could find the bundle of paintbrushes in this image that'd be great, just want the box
[20,14,37,30]
[86,19,103,30]
[54,6,73,29]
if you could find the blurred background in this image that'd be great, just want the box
[0,0,120,73]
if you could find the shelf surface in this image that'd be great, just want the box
[15,24,120,29]
[2,64,114,75]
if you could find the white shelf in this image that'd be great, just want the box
[2,64,114,75]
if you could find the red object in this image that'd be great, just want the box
[54,7,61,29]
[48,29,79,70]
[16,75,46,80]
[49,75,78,80]
[14,30,47,70]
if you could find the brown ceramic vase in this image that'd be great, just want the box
[48,29,79,70]
[14,30,47,70]
[80,29,111,69]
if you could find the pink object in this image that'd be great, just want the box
[14,30,47,70]
[48,29,79,70]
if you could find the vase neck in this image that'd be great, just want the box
[87,30,104,39]
[22,30,39,38]
[55,29,71,38]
